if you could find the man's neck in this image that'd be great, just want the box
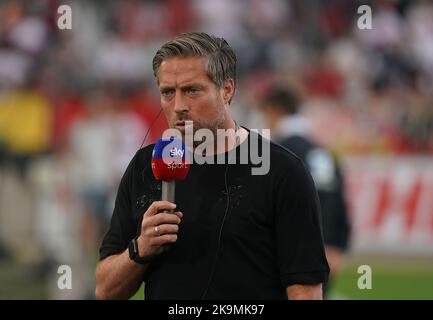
[192,120,249,157]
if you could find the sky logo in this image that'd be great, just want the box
[170,147,184,158]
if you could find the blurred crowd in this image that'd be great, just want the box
[0,0,432,298]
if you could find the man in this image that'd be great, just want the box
[95,32,329,300]
[260,87,351,296]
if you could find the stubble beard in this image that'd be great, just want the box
[175,109,226,149]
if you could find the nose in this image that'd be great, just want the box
[174,92,189,114]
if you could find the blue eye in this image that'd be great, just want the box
[187,88,199,94]
[161,89,174,97]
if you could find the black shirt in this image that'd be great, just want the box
[278,135,350,250]
[99,129,329,299]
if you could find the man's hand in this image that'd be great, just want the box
[95,200,182,299]
[137,201,183,259]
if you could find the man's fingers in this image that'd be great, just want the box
[150,234,178,246]
[157,223,179,236]
[144,223,179,237]
[150,212,182,226]
[144,201,176,217]
[142,212,182,234]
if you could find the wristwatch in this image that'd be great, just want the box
[128,237,152,264]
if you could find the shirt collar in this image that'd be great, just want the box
[274,114,311,139]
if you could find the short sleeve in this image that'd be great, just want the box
[99,153,138,261]
[274,158,330,288]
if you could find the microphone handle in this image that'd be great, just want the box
[161,180,175,211]
[161,180,175,252]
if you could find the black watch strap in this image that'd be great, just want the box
[128,237,153,264]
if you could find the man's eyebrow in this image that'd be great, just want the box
[159,83,205,91]
[159,86,174,91]
[180,83,204,89]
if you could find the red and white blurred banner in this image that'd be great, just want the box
[344,156,433,254]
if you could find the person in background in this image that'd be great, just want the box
[260,87,351,297]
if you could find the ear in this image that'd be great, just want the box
[221,79,235,105]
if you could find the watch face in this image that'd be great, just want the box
[129,238,152,264]
[129,239,137,259]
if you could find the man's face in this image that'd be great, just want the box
[157,56,229,138]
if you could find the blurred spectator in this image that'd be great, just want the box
[260,87,351,298]
[0,1,49,89]
[67,86,146,252]
[0,85,52,177]
[51,89,86,153]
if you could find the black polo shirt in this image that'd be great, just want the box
[99,129,329,299]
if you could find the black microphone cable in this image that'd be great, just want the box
[201,121,240,299]
[201,160,231,300]
[138,108,163,150]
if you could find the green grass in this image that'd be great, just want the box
[0,261,48,299]
[131,254,433,300]
[2,254,432,299]
[131,283,144,300]
[328,254,433,300]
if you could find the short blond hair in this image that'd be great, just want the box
[152,32,237,103]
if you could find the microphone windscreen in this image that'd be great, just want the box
[151,137,190,181]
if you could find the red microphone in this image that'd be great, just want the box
[151,137,190,212]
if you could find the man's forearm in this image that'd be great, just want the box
[95,250,148,299]
[286,283,323,300]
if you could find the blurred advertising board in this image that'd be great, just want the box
[344,156,433,254]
